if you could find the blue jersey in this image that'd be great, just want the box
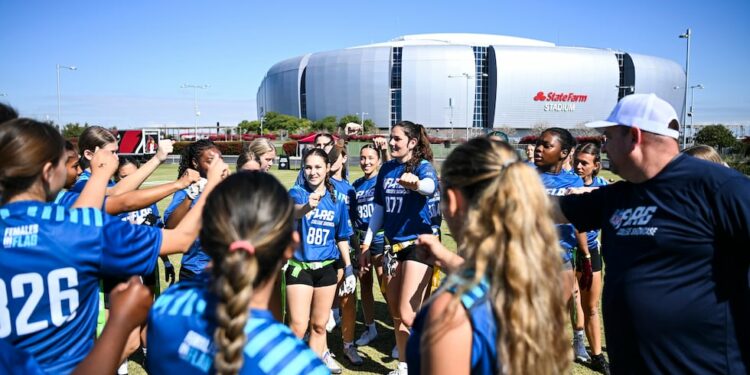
[0,201,161,374]
[53,190,79,209]
[0,339,44,375]
[374,159,439,243]
[538,170,583,251]
[69,170,115,194]
[147,275,328,375]
[164,190,208,275]
[560,154,750,374]
[408,273,499,375]
[330,177,356,214]
[583,176,608,250]
[352,175,384,245]
[289,185,352,262]
[119,203,161,227]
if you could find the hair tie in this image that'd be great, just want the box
[229,240,255,255]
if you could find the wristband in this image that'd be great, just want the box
[585,254,592,259]
[344,265,354,278]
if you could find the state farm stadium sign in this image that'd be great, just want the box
[533,91,588,112]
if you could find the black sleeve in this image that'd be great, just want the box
[559,184,613,232]
[713,176,750,245]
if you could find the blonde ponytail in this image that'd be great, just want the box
[428,137,570,375]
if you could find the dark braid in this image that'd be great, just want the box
[304,148,336,203]
[395,121,433,173]
[178,139,217,178]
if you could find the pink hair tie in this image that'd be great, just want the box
[229,240,255,255]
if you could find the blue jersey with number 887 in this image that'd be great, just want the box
[289,185,353,262]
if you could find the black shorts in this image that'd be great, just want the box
[101,269,157,309]
[395,244,433,266]
[575,246,603,272]
[285,263,338,287]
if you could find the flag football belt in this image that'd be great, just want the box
[391,240,416,253]
[288,258,336,278]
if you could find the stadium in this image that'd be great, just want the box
[257,33,686,137]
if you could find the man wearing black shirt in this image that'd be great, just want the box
[559,93,750,374]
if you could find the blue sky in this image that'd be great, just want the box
[1,0,748,128]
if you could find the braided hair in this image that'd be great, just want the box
[394,121,433,173]
[178,139,217,178]
[201,172,295,375]
[303,148,336,203]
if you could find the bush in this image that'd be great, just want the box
[727,160,750,175]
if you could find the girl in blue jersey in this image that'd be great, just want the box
[360,121,439,375]
[408,137,570,375]
[351,144,386,348]
[287,148,353,374]
[572,142,610,373]
[147,172,328,375]
[534,127,592,362]
[0,118,226,374]
[165,140,223,281]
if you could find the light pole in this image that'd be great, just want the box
[449,73,474,141]
[688,84,704,145]
[679,28,691,149]
[56,64,77,126]
[449,72,488,141]
[356,112,369,130]
[259,106,264,137]
[181,84,209,127]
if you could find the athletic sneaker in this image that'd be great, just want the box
[573,333,591,363]
[391,345,399,359]
[343,345,364,366]
[387,362,408,375]
[117,360,128,375]
[322,350,342,374]
[591,353,611,375]
[355,328,378,346]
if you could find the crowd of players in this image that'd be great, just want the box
[0,92,748,375]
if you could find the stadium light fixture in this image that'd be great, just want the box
[56,64,77,126]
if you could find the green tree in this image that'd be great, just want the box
[311,116,337,133]
[263,112,305,133]
[694,124,737,150]
[362,119,376,133]
[62,122,87,138]
[238,119,261,134]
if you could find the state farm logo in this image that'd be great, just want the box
[533,91,588,102]
[534,91,587,112]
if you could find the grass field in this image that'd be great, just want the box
[128,163,618,374]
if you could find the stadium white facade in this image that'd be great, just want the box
[257,33,686,133]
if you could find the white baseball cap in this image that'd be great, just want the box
[586,93,680,139]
